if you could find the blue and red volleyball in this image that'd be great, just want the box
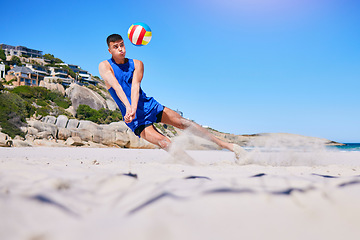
[128,22,152,46]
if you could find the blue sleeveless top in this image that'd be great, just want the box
[107,58,163,132]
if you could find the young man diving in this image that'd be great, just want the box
[99,34,247,161]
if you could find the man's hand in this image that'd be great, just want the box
[124,106,136,123]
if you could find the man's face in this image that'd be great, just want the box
[108,40,126,59]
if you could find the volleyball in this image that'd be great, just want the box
[128,22,152,46]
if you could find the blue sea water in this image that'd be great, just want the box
[327,143,360,152]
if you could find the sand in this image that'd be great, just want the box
[1,147,360,240]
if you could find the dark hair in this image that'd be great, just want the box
[106,34,123,46]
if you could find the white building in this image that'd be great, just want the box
[0,62,5,79]
[46,66,74,86]
[59,63,98,86]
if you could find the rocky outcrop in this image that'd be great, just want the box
[65,83,107,111]
[106,99,118,111]
[39,79,65,96]
[2,113,345,149]
[65,137,84,146]
[22,115,156,149]
[0,132,12,147]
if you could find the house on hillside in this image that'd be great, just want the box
[59,63,98,86]
[0,44,43,58]
[78,69,98,86]
[25,64,49,81]
[5,66,40,86]
[45,66,74,87]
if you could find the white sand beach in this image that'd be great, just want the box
[1,147,360,240]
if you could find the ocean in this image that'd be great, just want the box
[327,143,360,152]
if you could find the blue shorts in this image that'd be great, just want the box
[131,104,164,137]
[107,87,164,137]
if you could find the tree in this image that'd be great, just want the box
[43,53,63,64]
[10,56,22,66]
[5,65,10,73]
[0,49,6,61]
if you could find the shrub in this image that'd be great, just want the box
[11,86,70,109]
[10,86,71,118]
[76,104,122,124]
[0,91,28,138]
[36,99,48,107]
[0,49,6,61]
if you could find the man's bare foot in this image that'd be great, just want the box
[233,144,248,163]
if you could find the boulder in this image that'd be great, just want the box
[13,135,25,141]
[67,118,79,129]
[35,131,53,140]
[56,115,68,128]
[28,120,58,137]
[12,140,32,147]
[93,129,116,146]
[126,131,157,149]
[85,141,109,148]
[34,139,66,147]
[105,121,129,133]
[65,137,84,146]
[58,128,71,140]
[65,83,107,110]
[39,80,65,96]
[0,132,12,147]
[27,127,39,136]
[41,116,56,124]
[65,106,77,117]
[78,120,101,132]
[25,134,35,142]
[71,129,93,142]
[106,98,118,111]
[115,131,130,147]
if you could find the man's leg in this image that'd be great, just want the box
[160,107,247,159]
[140,125,171,150]
[140,124,195,164]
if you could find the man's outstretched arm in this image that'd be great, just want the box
[129,59,144,119]
[98,61,133,123]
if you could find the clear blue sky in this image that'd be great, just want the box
[3,0,360,143]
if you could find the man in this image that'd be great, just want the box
[99,34,247,161]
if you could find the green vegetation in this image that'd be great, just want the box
[0,86,74,138]
[76,104,123,124]
[0,92,29,138]
[0,49,6,61]
[154,123,177,136]
[0,50,123,139]
[5,78,17,86]
[5,65,10,74]
[43,53,63,64]
[56,64,76,79]
[9,56,22,66]
[11,86,71,110]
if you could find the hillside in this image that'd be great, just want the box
[0,84,122,139]
[0,84,344,148]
